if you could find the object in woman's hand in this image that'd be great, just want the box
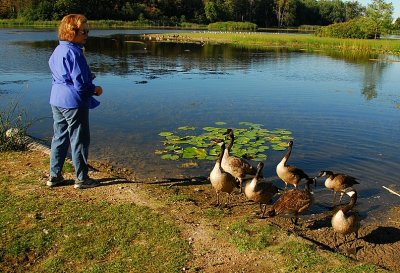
[94,86,103,96]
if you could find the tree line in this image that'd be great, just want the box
[0,0,398,30]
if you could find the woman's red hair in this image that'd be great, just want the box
[58,14,87,41]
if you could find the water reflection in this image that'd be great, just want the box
[9,32,395,105]
[362,61,388,100]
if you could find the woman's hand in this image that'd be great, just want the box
[94,86,103,96]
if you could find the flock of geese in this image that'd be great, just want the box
[209,128,361,241]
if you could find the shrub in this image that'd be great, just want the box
[315,17,379,39]
[208,21,258,31]
[0,101,32,151]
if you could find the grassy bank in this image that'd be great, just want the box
[0,151,190,272]
[0,149,390,272]
[145,32,400,56]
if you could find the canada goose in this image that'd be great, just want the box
[221,128,257,192]
[267,177,316,225]
[276,140,312,189]
[331,189,360,243]
[317,170,359,206]
[244,162,279,218]
[209,139,239,206]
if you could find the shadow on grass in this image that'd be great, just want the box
[362,226,400,244]
[139,176,210,187]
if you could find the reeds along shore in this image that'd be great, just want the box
[143,32,400,57]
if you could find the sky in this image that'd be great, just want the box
[358,0,400,20]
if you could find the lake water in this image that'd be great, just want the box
[1,28,399,220]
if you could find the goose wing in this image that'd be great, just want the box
[273,189,312,215]
[286,166,310,180]
[223,155,256,177]
[333,173,359,190]
[254,181,279,196]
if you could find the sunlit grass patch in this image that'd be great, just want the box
[278,240,324,271]
[169,193,195,203]
[0,180,190,273]
[227,218,276,252]
[204,207,226,218]
[330,264,380,273]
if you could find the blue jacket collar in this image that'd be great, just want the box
[59,40,84,49]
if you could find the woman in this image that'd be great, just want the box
[47,14,103,189]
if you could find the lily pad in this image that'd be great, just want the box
[159,131,174,136]
[157,122,294,161]
[178,126,196,130]
[165,145,180,151]
[271,144,287,151]
[161,154,180,160]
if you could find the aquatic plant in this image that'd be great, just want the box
[147,32,400,56]
[0,100,32,152]
[156,122,293,161]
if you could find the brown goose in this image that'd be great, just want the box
[331,189,360,242]
[276,140,312,189]
[244,162,279,218]
[209,139,239,206]
[317,170,359,206]
[267,177,315,225]
[221,128,257,193]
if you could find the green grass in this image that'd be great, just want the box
[329,264,380,273]
[169,193,195,203]
[149,32,400,57]
[0,177,190,272]
[274,240,381,273]
[278,241,324,271]
[228,218,276,252]
[203,207,226,218]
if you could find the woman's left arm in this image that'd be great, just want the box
[70,53,96,96]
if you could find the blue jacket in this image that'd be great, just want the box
[49,41,99,109]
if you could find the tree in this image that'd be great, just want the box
[366,0,393,38]
[253,0,275,27]
[274,0,296,27]
[296,0,321,25]
[204,0,226,22]
[319,0,346,25]
[344,0,365,21]
[394,17,400,30]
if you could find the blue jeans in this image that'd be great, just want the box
[50,106,90,181]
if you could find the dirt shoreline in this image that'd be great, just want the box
[23,137,400,272]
